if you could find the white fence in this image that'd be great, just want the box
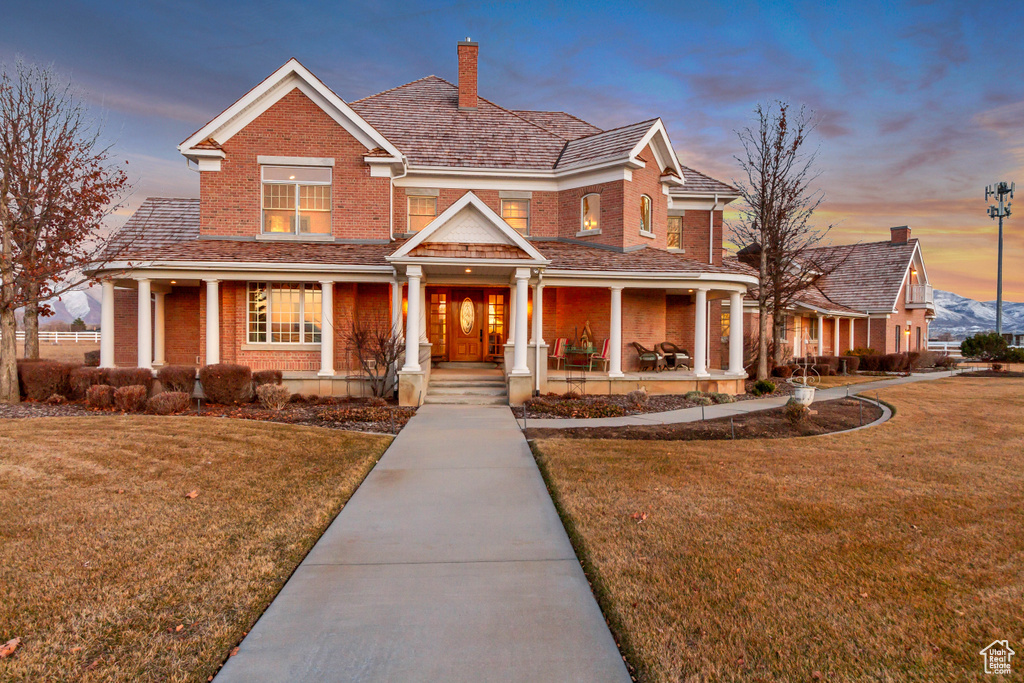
[0,331,101,344]
[927,340,962,357]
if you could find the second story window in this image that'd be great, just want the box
[501,199,530,233]
[640,195,652,234]
[261,166,331,235]
[580,193,600,232]
[667,216,683,249]
[408,195,437,232]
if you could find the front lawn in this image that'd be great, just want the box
[534,377,1024,682]
[0,416,389,681]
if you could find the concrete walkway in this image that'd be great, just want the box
[216,405,630,682]
[531,370,968,429]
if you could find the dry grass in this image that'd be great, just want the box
[810,374,890,389]
[534,378,1024,682]
[0,416,389,682]
[35,342,99,363]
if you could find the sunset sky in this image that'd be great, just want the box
[1,0,1020,300]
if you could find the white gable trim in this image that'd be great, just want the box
[630,119,682,177]
[388,192,547,262]
[891,240,930,311]
[179,59,401,160]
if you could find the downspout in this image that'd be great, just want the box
[709,193,719,265]
[389,156,409,240]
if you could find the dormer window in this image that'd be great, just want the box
[262,166,331,234]
[580,193,600,233]
[640,195,653,235]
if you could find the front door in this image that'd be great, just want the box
[450,289,484,362]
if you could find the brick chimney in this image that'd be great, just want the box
[890,225,911,245]
[457,38,478,111]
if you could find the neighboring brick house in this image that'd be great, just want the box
[740,226,936,360]
[93,42,929,405]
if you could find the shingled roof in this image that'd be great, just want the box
[554,119,659,170]
[511,110,601,140]
[806,239,920,312]
[108,197,200,254]
[676,165,738,195]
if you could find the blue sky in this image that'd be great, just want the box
[2,0,1021,299]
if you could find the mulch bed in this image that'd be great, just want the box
[526,397,883,441]
[955,369,1024,378]
[0,397,416,434]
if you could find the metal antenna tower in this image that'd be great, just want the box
[986,181,1014,335]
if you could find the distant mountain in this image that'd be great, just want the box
[931,290,1024,338]
[16,286,102,327]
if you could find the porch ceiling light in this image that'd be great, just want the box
[170,280,177,284]
[465,268,472,273]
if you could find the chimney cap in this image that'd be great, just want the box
[458,37,477,46]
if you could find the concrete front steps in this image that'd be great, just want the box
[424,363,508,405]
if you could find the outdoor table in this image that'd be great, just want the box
[564,345,596,370]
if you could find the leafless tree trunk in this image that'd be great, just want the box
[23,282,39,358]
[729,102,838,378]
[348,321,403,398]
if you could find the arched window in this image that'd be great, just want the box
[580,193,600,232]
[640,195,652,233]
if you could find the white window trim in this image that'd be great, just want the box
[247,282,323,345]
[261,165,332,236]
[500,197,531,235]
[580,192,601,234]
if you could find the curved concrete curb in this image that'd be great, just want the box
[808,396,892,437]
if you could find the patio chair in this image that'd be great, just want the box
[548,337,568,369]
[631,342,666,372]
[589,338,611,372]
[658,342,691,370]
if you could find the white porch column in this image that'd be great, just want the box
[834,317,841,356]
[402,266,422,371]
[512,268,530,374]
[816,314,824,356]
[153,292,166,367]
[100,280,115,368]
[728,291,744,375]
[693,288,709,377]
[205,279,220,365]
[531,282,545,345]
[419,279,428,342]
[137,278,152,370]
[508,284,517,348]
[391,278,403,338]
[318,281,334,376]
[849,318,855,352]
[609,286,623,378]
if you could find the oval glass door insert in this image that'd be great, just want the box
[460,298,475,335]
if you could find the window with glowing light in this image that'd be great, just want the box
[580,193,600,232]
[261,166,331,234]
[667,215,682,249]
[247,282,321,343]
[640,195,652,234]
[408,195,437,232]
[501,199,530,233]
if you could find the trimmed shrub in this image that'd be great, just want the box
[198,364,253,405]
[252,369,283,387]
[114,385,148,413]
[907,351,921,369]
[751,379,776,396]
[46,394,67,405]
[18,360,72,401]
[771,364,794,379]
[693,396,713,406]
[849,347,877,357]
[784,397,809,425]
[626,388,649,406]
[157,365,197,394]
[289,393,310,403]
[880,353,909,372]
[561,391,581,400]
[83,349,100,367]
[839,355,861,373]
[935,354,959,369]
[256,384,291,411]
[366,396,387,407]
[103,368,154,389]
[859,354,882,372]
[86,384,115,409]
[146,391,191,415]
[960,332,1006,361]
[813,363,833,377]
[992,362,1004,372]
[684,390,704,401]
[69,366,104,399]
[813,356,841,374]
[710,392,734,404]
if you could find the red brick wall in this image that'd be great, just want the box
[557,180,625,247]
[622,289,667,371]
[621,145,669,250]
[114,288,139,367]
[679,210,724,265]
[165,288,200,365]
[200,88,390,240]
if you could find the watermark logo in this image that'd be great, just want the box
[980,640,1014,675]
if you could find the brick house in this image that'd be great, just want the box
[740,225,936,359]
[93,42,931,405]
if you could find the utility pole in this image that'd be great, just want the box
[986,181,1014,336]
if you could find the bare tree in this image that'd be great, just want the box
[347,321,403,398]
[0,61,130,402]
[730,102,837,378]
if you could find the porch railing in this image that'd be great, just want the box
[908,284,933,305]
